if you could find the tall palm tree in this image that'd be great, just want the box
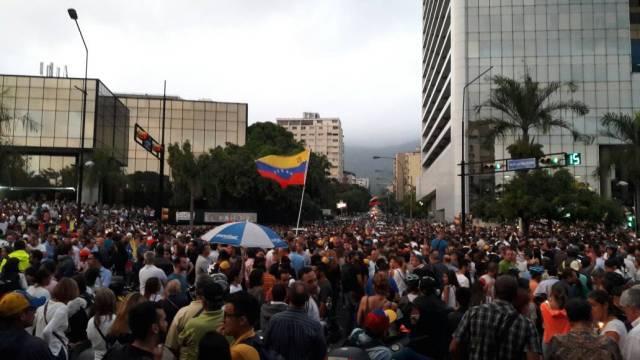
[472,73,590,158]
[599,112,640,227]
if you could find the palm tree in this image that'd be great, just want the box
[472,73,590,159]
[599,112,640,227]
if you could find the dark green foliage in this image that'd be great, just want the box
[167,122,371,224]
[474,169,624,233]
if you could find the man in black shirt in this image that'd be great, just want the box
[104,301,168,360]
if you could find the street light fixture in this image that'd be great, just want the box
[461,66,493,233]
[68,8,88,212]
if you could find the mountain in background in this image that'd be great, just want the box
[344,140,420,194]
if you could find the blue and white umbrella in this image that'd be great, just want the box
[200,221,288,249]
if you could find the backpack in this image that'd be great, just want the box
[241,335,285,360]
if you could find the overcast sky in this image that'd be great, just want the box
[1,0,422,147]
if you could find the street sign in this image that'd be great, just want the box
[506,158,537,171]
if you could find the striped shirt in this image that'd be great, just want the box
[263,308,326,360]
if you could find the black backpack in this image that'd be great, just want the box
[241,335,285,360]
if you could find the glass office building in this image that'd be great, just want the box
[119,95,247,175]
[0,74,129,191]
[420,0,640,221]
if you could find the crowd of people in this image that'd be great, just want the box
[1,199,640,360]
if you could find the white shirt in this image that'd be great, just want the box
[622,317,640,360]
[34,298,87,357]
[602,318,627,344]
[138,264,167,295]
[456,273,470,288]
[306,296,321,323]
[392,269,407,295]
[86,315,115,360]
[27,285,51,300]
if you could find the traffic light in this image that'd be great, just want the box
[482,162,502,172]
[627,213,636,229]
[565,152,581,166]
[539,155,561,166]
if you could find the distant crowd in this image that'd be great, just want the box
[0,199,640,360]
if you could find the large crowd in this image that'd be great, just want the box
[1,200,640,360]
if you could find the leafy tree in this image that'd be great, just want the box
[474,169,624,234]
[472,73,589,158]
[598,112,640,226]
[167,141,208,226]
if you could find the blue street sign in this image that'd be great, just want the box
[506,158,537,171]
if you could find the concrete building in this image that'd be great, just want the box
[277,112,345,180]
[344,171,370,190]
[0,74,128,203]
[394,151,421,202]
[419,0,640,221]
[118,94,247,175]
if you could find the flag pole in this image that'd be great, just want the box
[295,149,310,236]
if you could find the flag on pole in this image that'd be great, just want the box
[255,149,311,188]
[369,196,380,207]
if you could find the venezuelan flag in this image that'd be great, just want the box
[255,149,310,188]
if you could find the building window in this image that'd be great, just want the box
[633,39,640,72]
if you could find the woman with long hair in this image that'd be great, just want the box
[356,271,395,326]
[34,278,87,360]
[86,288,117,360]
[106,292,145,345]
[143,277,162,302]
[442,269,460,309]
[588,289,627,345]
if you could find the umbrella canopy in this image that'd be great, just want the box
[200,221,288,249]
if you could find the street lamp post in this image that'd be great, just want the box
[68,8,88,214]
[460,66,493,233]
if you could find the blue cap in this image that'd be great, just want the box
[529,266,545,275]
[15,290,47,309]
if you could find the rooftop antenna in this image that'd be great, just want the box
[64,65,68,78]
[39,62,44,76]
[56,67,60,77]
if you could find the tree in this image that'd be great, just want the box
[474,169,624,234]
[84,149,125,209]
[598,112,640,227]
[167,141,208,226]
[472,72,589,158]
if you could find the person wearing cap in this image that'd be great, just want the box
[0,290,53,360]
[0,239,30,273]
[177,278,225,360]
[347,309,394,360]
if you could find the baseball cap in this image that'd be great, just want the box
[363,309,390,337]
[529,266,545,275]
[219,260,231,271]
[79,248,91,258]
[0,291,46,317]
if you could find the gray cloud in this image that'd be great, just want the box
[0,0,422,146]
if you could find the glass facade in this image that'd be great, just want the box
[121,96,247,174]
[0,75,129,185]
[0,75,96,148]
[465,0,635,193]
